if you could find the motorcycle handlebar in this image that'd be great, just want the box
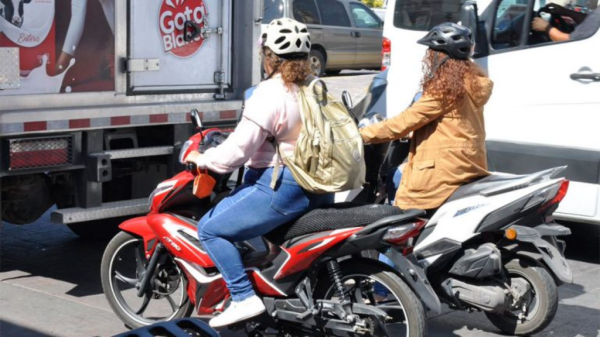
[186,162,198,173]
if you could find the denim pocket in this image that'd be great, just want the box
[270,179,310,215]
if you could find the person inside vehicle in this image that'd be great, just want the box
[359,23,493,216]
[184,18,334,328]
[531,2,600,42]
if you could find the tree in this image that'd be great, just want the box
[362,0,385,8]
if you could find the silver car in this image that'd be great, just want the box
[263,0,384,76]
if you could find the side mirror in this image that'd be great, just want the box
[460,1,489,58]
[342,90,354,111]
[460,1,478,43]
[190,109,203,129]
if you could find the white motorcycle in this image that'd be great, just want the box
[380,165,572,336]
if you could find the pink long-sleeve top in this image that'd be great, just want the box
[196,75,302,174]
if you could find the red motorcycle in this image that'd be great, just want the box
[101,111,433,336]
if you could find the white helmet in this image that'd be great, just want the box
[261,18,311,57]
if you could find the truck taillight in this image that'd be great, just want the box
[382,37,391,71]
[9,136,73,171]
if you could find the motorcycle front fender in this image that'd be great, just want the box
[386,248,442,315]
[119,216,158,253]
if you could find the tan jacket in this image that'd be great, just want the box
[361,75,493,210]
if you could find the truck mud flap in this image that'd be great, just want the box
[386,248,442,315]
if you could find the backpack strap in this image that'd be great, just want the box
[308,78,328,99]
[270,137,283,189]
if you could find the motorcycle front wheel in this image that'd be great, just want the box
[313,260,426,337]
[485,258,558,336]
[101,231,193,329]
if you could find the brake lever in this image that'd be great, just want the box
[186,162,198,173]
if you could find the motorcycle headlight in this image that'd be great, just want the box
[148,181,177,209]
[179,140,193,164]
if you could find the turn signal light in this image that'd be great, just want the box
[382,37,391,70]
[505,227,517,240]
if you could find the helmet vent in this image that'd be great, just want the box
[306,41,311,49]
[296,39,302,48]
[280,29,292,34]
[280,41,291,49]
[275,36,286,44]
[295,26,299,33]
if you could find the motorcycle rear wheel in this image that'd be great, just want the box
[313,260,426,337]
[101,231,194,329]
[485,258,558,336]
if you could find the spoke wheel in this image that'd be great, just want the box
[485,258,558,336]
[101,231,193,329]
[313,261,426,337]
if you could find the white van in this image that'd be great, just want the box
[382,0,600,225]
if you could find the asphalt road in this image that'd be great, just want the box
[1,71,599,337]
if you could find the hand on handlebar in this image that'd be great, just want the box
[184,150,205,172]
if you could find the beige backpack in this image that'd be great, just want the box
[271,78,366,194]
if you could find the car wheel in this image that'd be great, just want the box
[309,50,326,77]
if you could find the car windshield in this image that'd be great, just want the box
[264,0,285,23]
[393,0,464,31]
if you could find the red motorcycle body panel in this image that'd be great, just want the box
[147,213,214,267]
[119,216,157,254]
[274,227,362,280]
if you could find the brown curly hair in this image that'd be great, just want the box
[262,48,311,87]
[420,49,487,106]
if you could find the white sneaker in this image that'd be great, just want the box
[209,295,266,328]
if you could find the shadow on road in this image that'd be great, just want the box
[323,70,379,78]
[0,319,55,337]
[1,217,111,297]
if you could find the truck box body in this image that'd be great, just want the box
[0,0,262,230]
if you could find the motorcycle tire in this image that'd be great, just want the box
[313,260,426,337]
[101,231,194,329]
[485,258,558,336]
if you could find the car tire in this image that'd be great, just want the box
[309,50,326,77]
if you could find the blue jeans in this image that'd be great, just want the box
[198,167,334,302]
[386,167,402,205]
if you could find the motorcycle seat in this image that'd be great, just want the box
[447,173,529,202]
[264,203,422,246]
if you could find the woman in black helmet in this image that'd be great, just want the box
[360,22,493,213]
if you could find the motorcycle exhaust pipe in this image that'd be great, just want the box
[441,278,508,313]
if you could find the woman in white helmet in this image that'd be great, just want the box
[185,18,334,328]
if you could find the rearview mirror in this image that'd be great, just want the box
[460,1,478,43]
[342,90,354,110]
[190,109,203,129]
[460,1,489,58]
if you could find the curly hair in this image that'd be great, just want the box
[420,49,487,106]
[262,48,311,87]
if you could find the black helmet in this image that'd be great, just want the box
[417,23,474,59]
